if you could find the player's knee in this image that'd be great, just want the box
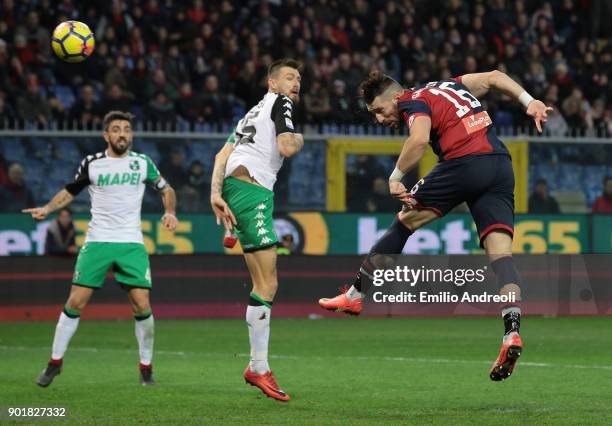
[66,297,87,312]
[131,298,151,314]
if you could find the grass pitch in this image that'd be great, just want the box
[1,317,611,425]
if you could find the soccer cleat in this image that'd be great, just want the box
[139,365,155,386]
[489,332,523,381]
[318,288,363,315]
[244,366,290,401]
[36,362,62,387]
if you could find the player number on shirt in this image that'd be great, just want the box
[428,81,481,118]
[236,101,263,146]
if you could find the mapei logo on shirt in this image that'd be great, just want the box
[461,111,492,134]
[129,160,140,171]
[97,172,142,186]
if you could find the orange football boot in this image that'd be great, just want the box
[244,366,290,401]
[489,331,523,381]
[318,287,363,315]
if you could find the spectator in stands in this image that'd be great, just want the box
[329,79,353,124]
[180,160,208,212]
[0,153,9,187]
[145,68,179,102]
[331,52,362,95]
[99,84,133,114]
[200,74,231,123]
[592,176,612,213]
[16,74,51,127]
[70,85,102,129]
[562,87,590,130]
[0,163,35,212]
[176,82,202,124]
[529,178,561,214]
[158,148,188,190]
[0,0,611,135]
[144,91,177,130]
[45,207,78,255]
[303,79,331,124]
[0,90,16,127]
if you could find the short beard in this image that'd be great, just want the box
[109,139,130,156]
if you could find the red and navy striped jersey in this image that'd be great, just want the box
[398,76,509,161]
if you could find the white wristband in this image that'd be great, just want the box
[389,167,405,182]
[518,91,535,109]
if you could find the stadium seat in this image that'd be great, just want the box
[136,139,161,164]
[552,190,588,213]
[0,138,26,163]
[557,164,582,191]
[52,85,76,110]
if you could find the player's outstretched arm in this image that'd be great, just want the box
[277,132,304,158]
[210,142,237,231]
[22,189,74,220]
[389,116,431,202]
[461,70,553,133]
[159,184,178,231]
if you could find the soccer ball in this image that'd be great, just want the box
[51,21,95,63]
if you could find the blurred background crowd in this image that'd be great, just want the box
[0,0,610,135]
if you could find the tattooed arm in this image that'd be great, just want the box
[22,189,74,220]
[210,142,237,230]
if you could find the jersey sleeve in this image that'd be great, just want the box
[226,127,238,144]
[398,97,432,129]
[65,156,91,195]
[270,94,295,135]
[144,155,168,190]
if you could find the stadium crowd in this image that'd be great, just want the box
[0,0,610,135]
[1,0,612,214]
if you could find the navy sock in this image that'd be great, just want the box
[353,217,413,292]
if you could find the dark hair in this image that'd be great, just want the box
[268,58,300,78]
[536,178,548,186]
[58,207,72,216]
[360,71,401,104]
[103,110,134,130]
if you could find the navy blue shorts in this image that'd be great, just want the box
[406,153,515,246]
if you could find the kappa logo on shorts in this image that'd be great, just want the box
[255,203,267,210]
[257,228,269,236]
[255,220,264,227]
[260,237,272,245]
[73,271,80,281]
[145,267,151,283]
[255,212,265,219]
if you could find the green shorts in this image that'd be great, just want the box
[222,177,278,252]
[73,242,152,289]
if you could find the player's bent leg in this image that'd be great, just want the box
[319,209,439,316]
[242,247,289,401]
[483,231,523,381]
[127,287,155,385]
[37,285,94,387]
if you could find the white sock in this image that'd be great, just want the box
[246,304,271,374]
[135,315,155,366]
[501,306,521,317]
[346,285,365,301]
[51,312,80,360]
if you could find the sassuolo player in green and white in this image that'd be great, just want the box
[210,58,303,401]
[23,111,178,387]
